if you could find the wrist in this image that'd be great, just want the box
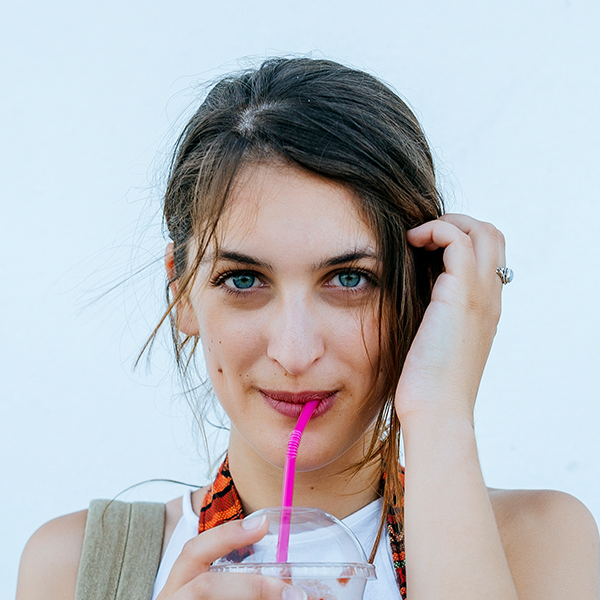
[400,408,478,460]
[401,409,485,491]
[399,406,475,433]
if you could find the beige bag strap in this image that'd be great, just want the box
[74,499,166,600]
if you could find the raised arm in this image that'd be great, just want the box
[398,214,600,600]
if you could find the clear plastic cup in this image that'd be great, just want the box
[210,507,376,600]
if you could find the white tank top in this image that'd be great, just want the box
[152,490,401,600]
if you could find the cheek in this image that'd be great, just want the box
[197,306,266,380]
[344,310,381,416]
[362,312,380,363]
[332,307,380,372]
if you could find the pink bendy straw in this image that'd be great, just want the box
[275,399,320,562]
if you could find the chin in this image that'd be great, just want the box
[253,433,362,475]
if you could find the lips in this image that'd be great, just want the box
[259,389,337,418]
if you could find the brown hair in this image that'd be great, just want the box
[146,57,444,559]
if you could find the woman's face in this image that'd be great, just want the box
[184,162,383,472]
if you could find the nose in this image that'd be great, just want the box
[266,294,325,376]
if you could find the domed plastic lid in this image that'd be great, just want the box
[211,507,376,581]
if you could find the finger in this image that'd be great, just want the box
[411,215,505,284]
[407,219,476,281]
[160,515,270,594]
[439,214,504,283]
[496,228,507,269]
[179,571,306,600]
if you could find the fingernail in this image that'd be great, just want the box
[241,514,267,530]
[282,586,307,600]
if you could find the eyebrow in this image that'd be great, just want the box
[210,249,379,271]
[314,250,379,270]
[211,250,271,269]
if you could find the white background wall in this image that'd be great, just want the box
[2,0,599,594]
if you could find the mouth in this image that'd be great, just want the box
[259,389,338,419]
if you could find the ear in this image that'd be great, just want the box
[165,243,200,336]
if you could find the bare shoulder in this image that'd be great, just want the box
[16,509,88,600]
[488,487,600,599]
[16,487,207,600]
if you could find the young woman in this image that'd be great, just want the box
[17,57,600,600]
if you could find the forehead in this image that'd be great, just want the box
[215,162,377,258]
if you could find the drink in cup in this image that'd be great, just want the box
[210,506,376,600]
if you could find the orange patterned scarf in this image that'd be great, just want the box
[198,456,407,599]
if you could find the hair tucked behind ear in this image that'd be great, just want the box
[142,57,444,560]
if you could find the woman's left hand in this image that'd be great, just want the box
[395,214,507,424]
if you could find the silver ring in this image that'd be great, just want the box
[496,267,514,285]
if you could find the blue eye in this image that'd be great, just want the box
[335,272,363,288]
[227,273,257,289]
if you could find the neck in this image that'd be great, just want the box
[227,427,381,520]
